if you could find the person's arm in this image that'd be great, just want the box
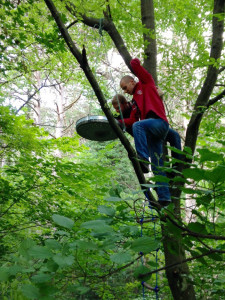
[130,58,154,85]
[118,106,137,127]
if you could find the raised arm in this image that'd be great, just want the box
[130,58,155,85]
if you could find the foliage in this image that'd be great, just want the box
[0,0,224,299]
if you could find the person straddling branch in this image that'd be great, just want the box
[116,58,175,206]
[112,94,181,167]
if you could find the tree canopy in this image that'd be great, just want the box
[0,0,224,299]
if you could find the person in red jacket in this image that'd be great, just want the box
[119,58,171,206]
[112,94,181,163]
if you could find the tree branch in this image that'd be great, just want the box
[207,89,225,108]
[64,1,134,73]
[185,0,224,154]
[219,66,225,73]
[99,254,143,279]
[139,248,225,278]
[16,86,43,114]
[165,213,225,240]
[44,0,157,206]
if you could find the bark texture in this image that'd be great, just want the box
[141,0,158,84]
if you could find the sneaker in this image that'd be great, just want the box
[138,156,149,173]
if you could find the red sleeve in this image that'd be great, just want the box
[118,107,137,128]
[130,58,154,85]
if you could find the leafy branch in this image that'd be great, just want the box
[164,213,225,241]
[139,248,225,278]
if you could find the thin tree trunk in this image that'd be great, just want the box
[141,0,157,84]
[55,84,65,138]
[185,0,224,154]
[140,1,196,299]
[33,71,41,125]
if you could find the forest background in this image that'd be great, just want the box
[0,0,224,299]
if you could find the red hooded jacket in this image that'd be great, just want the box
[120,58,168,128]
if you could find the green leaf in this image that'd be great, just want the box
[81,220,113,233]
[46,260,59,272]
[52,214,74,229]
[31,273,52,283]
[130,237,160,253]
[28,246,52,259]
[0,268,9,282]
[106,196,123,202]
[53,254,74,267]
[141,183,161,189]
[209,253,223,261]
[110,252,132,264]
[69,240,98,250]
[183,168,205,181]
[152,175,170,183]
[98,205,115,216]
[8,265,21,276]
[198,148,224,162]
[188,222,208,234]
[19,238,36,256]
[45,239,62,250]
[55,230,70,236]
[134,265,151,281]
[68,285,90,295]
[208,166,225,183]
[184,146,192,155]
[21,284,40,299]
[147,260,158,268]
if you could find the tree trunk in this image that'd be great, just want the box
[55,84,65,139]
[185,0,224,154]
[33,71,41,125]
[141,0,158,84]
[140,2,196,299]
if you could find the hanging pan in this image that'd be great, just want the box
[76,115,119,141]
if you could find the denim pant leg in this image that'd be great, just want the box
[132,119,171,201]
[166,128,181,160]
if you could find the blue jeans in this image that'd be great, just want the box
[132,119,170,202]
[166,128,181,160]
